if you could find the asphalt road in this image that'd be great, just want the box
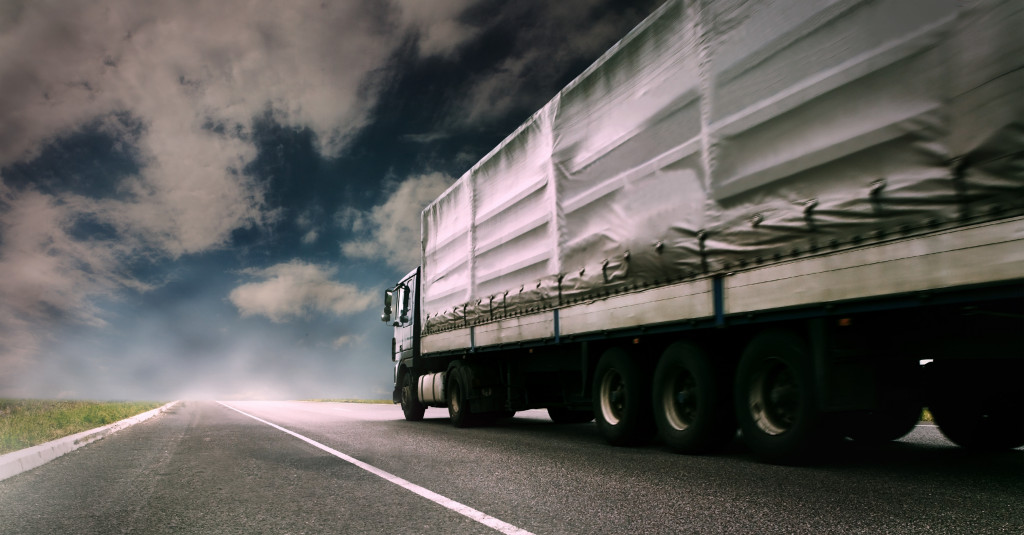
[1,400,1021,534]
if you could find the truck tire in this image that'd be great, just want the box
[548,407,595,424]
[447,372,474,428]
[845,360,923,444]
[652,342,735,454]
[928,360,1024,450]
[734,330,822,464]
[593,348,655,446]
[400,372,426,422]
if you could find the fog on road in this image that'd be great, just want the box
[1,400,1021,534]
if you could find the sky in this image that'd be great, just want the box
[0,0,661,400]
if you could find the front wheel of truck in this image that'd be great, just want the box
[400,372,426,422]
[447,372,474,428]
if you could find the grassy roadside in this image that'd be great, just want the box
[0,400,163,455]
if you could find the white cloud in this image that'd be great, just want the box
[0,183,147,393]
[393,0,479,57]
[297,209,321,245]
[341,172,454,270]
[332,334,364,349]
[229,260,375,323]
[0,0,493,260]
[0,1,387,166]
[334,206,368,233]
[97,125,266,257]
[0,0,392,260]
[0,1,490,170]
[0,189,114,326]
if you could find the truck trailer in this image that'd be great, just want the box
[381,0,1023,463]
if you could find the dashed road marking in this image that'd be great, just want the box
[218,401,534,535]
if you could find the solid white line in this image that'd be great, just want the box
[217,401,534,535]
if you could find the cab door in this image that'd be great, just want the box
[389,268,420,365]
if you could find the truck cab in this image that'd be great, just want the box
[382,268,419,403]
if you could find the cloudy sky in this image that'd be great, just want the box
[0,0,660,400]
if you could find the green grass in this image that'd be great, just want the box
[0,400,163,455]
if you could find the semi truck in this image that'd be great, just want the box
[380,0,1023,463]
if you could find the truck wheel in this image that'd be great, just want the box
[400,372,426,422]
[735,330,822,464]
[931,402,1024,450]
[548,407,595,424]
[652,342,735,454]
[846,360,923,444]
[593,348,655,446]
[447,372,474,428]
[928,360,1024,450]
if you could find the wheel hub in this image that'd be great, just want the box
[663,370,697,431]
[600,369,625,425]
[750,359,800,436]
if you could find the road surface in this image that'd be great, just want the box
[0,400,1021,534]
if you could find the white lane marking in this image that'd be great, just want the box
[217,402,534,535]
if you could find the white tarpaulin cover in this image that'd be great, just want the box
[421,0,1024,333]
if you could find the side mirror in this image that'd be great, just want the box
[381,289,393,323]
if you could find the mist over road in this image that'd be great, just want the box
[1,400,1020,534]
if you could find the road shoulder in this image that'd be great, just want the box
[0,400,179,482]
